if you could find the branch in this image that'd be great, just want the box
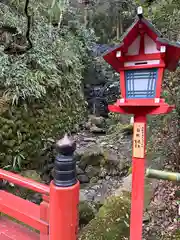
[24,0,32,50]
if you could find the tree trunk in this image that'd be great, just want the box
[84,7,88,27]
[116,8,123,40]
[116,10,120,40]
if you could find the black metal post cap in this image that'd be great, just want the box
[53,134,77,187]
[56,134,76,155]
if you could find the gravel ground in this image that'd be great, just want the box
[143,180,179,239]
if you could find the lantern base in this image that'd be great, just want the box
[108,98,174,115]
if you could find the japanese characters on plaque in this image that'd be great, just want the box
[133,123,145,158]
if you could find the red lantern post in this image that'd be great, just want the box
[103,6,180,240]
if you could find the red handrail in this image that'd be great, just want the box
[0,169,49,195]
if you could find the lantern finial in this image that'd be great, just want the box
[137,6,143,19]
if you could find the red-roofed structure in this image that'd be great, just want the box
[103,17,180,72]
[103,8,180,111]
[103,7,180,240]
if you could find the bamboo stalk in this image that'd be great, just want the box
[146,168,180,182]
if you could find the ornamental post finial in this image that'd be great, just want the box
[137,6,143,19]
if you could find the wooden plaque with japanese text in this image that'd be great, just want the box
[133,123,145,158]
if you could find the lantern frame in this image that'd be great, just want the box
[103,14,180,111]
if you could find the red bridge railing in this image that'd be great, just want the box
[0,135,79,240]
[0,169,49,195]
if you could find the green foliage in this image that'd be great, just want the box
[89,0,136,43]
[0,2,96,169]
[149,0,180,41]
[79,201,95,226]
[143,0,180,169]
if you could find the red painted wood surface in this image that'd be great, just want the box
[130,115,146,240]
[122,53,161,62]
[0,167,80,240]
[139,33,145,55]
[108,99,174,115]
[0,191,48,234]
[119,63,165,71]
[155,67,164,98]
[0,169,49,195]
[49,181,80,240]
[120,71,125,98]
[0,217,39,240]
[103,18,180,72]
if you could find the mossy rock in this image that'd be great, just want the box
[120,124,133,135]
[20,170,42,182]
[79,155,104,170]
[108,122,133,135]
[79,191,130,240]
[173,230,180,239]
[79,201,95,226]
[88,115,106,128]
[77,144,105,170]
[164,230,180,240]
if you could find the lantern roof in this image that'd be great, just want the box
[103,9,180,72]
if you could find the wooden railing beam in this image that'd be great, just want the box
[0,169,49,195]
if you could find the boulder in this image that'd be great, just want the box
[108,123,133,136]
[79,191,130,240]
[88,115,106,129]
[78,174,90,184]
[79,201,95,227]
[76,166,85,175]
[76,144,105,170]
[85,165,100,179]
[84,115,106,133]
[121,124,133,135]
[27,193,42,204]
[114,174,132,196]
[90,125,106,134]
[100,150,130,177]
[75,139,130,177]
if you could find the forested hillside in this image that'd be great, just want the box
[0,0,97,169]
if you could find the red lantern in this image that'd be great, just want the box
[103,10,180,112]
[103,7,180,240]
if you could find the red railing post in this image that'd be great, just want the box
[49,135,79,240]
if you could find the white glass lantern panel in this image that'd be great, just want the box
[125,68,158,98]
[125,35,140,56]
[144,34,160,54]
